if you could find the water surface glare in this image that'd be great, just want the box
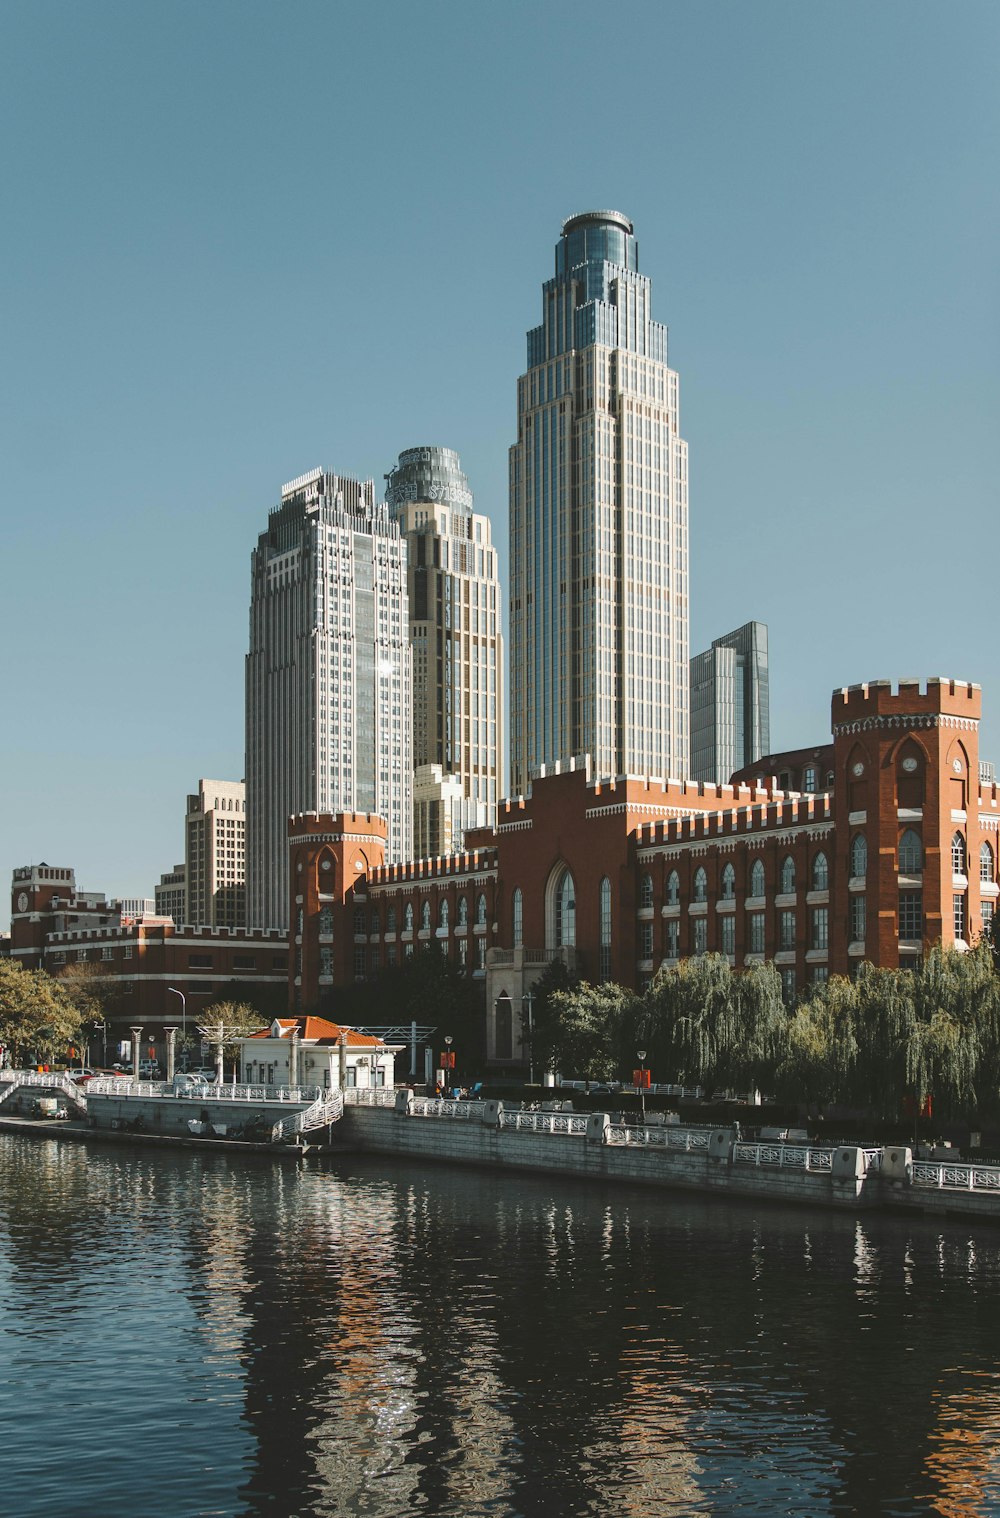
[3,1134,1000,1516]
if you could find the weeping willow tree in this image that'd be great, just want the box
[644,954,743,1092]
[773,974,858,1109]
[848,965,916,1118]
[911,943,997,1119]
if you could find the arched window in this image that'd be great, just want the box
[318,905,333,935]
[353,907,366,935]
[780,856,796,894]
[721,863,736,900]
[404,902,414,932]
[554,869,576,947]
[639,873,653,909]
[439,899,449,929]
[599,878,612,980]
[750,859,766,898]
[458,895,468,927]
[693,867,708,903]
[512,888,523,947]
[952,832,967,876]
[981,841,995,884]
[421,900,431,931]
[851,834,868,879]
[812,852,829,891]
[476,892,488,927]
[495,992,512,1060]
[666,870,680,906]
[386,904,397,934]
[899,830,923,873]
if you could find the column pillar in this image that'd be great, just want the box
[129,1026,143,1081]
[163,1026,178,1082]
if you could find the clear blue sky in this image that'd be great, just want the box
[2,0,997,927]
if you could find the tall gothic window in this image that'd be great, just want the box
[555,869,576,948]
[599,878,612,980]
[512,888,523,947]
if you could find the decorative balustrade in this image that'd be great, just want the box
[86,1079,324,1103]
[343,1088,398,1108]
[911,1160,1000,1193]
[606,1124,711,1152]
[733,1141,834,1172]
[409,1098,487,1120]
[503,1110,589,1136]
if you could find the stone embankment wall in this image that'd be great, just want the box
[339,1096,875,1210]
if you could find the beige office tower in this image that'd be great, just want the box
[246,469,412,930]
[509,211,689,794]
[386,447,503,854]
[184,779,246,927]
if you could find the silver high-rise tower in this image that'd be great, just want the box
[246,468,412,929]
[386,446,503,855]
[509,211,689,793]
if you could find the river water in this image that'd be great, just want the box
[2,1133,1000,1517]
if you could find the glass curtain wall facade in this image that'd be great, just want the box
[386,446,503,853]
[246,468,412,929]
[509,211,689,794]
[689,621,770,785]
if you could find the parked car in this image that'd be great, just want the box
[138,1060,161,1078]
[194,1067,219,1081]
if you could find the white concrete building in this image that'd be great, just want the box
[185,780,245,928]
[239,1016,396,1090]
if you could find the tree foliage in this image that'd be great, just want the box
[0,960,85,1065]
[545,980,637,1080]
[198,1001,267,1078]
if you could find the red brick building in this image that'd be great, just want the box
[14,677,998,1078]
[9,865,288,1063]
[288,678,999,1072]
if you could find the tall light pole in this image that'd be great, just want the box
[167,987,186,1046]
[637,1048,647,1126]
[444,1034,453,1094]
[521,992,535,1085]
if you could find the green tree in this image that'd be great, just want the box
[197,1001,267,1081]
[644,954,740,1092]
[545,980,636,1081]
[774,975,858,1109]
[525,957,580,1077]
[336,945,485,1075]
[0,960,84,1067]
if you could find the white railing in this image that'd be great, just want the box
[502,1110,589,1136]
[733,1141,834,1172]
[409,1098,487,1120]
[86,1079,324,1103]
[0,1070,88,1112]
[273,1090,345,1141]
[912,1160,1000,1193]
[343,1088,397,1108]
[606,1124,712,1152]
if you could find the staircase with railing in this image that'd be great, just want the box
[0,1070,89,1118]
[271,1089,345,1143]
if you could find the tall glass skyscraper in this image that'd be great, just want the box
[509,211,689,793]
[245,468,412,929]
[689,621,770,785]
[386,446,503,853]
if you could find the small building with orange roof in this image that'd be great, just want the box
[239,1015,395,1091]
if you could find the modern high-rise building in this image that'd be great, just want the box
[154,864,186,924]
[509,210,689,794]
[246,469,412,929]
[385,445,503,852]
[184,779,246,928]
[689,621,770,785]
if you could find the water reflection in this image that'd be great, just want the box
[3,1136,1000,1516]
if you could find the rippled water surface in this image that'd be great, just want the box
[3,1135,1000,1516]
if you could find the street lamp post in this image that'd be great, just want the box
[637,1048,647,1126]
[521,992,535,1085]
[167,987,187,1043]
[444,1034,453,1094]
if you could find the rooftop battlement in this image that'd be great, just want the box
[834,678,982,722]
